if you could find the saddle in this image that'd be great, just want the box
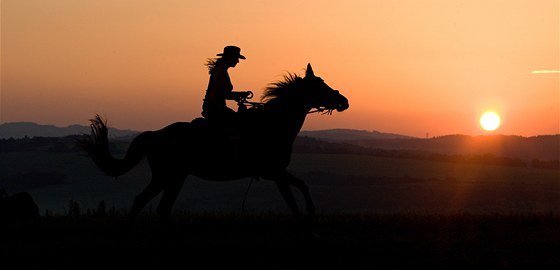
[190,111,263,170]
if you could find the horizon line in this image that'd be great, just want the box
[1,121,559,139]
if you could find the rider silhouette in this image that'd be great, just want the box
[201,46,249,125]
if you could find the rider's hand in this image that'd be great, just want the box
[228,91,252,101]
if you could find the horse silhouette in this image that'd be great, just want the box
[81,64,349,227]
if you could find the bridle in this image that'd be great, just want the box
[307,107,334,115]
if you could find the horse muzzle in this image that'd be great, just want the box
[335,93,349,112]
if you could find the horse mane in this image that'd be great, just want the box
[261,73,303,103]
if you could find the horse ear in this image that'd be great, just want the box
[306,63,315,77]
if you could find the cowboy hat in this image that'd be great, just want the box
[217,45,246,59]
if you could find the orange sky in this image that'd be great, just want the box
[1,0,558,137]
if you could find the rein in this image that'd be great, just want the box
[240,101,265,108]
[240,99,333,115]
[237,89,335,115]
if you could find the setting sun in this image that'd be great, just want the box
[480,111,501,131]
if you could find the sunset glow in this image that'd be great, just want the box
[1,0,558,137]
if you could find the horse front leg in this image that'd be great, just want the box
[283,171,315,222]
[272,170,316,225]
[274,179,303,220]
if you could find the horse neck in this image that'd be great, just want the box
[263,97,308,140]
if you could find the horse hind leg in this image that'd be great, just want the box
[274,177,303,220]
[156,176,186,222]
[127,176,164,223]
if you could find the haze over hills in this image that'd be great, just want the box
[1,122,558,161]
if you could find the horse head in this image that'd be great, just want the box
[302,63,349,113]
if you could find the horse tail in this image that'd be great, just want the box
[80,115,149,178]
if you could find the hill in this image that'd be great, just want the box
[0,122,138,139]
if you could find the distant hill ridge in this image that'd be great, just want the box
[299,128,415,140]
[0,122,139,139]
[299,132,560,161]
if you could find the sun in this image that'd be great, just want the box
[480,111,501,131]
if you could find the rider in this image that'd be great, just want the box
[201,45,251,125]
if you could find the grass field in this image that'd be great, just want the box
[1,212,559,269]
[1,151,559,214]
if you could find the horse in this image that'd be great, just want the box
[81,63,349,228]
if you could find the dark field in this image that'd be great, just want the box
[1,212,559,269]
[2,148,559,269]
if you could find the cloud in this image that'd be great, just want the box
[531,70,560,74]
